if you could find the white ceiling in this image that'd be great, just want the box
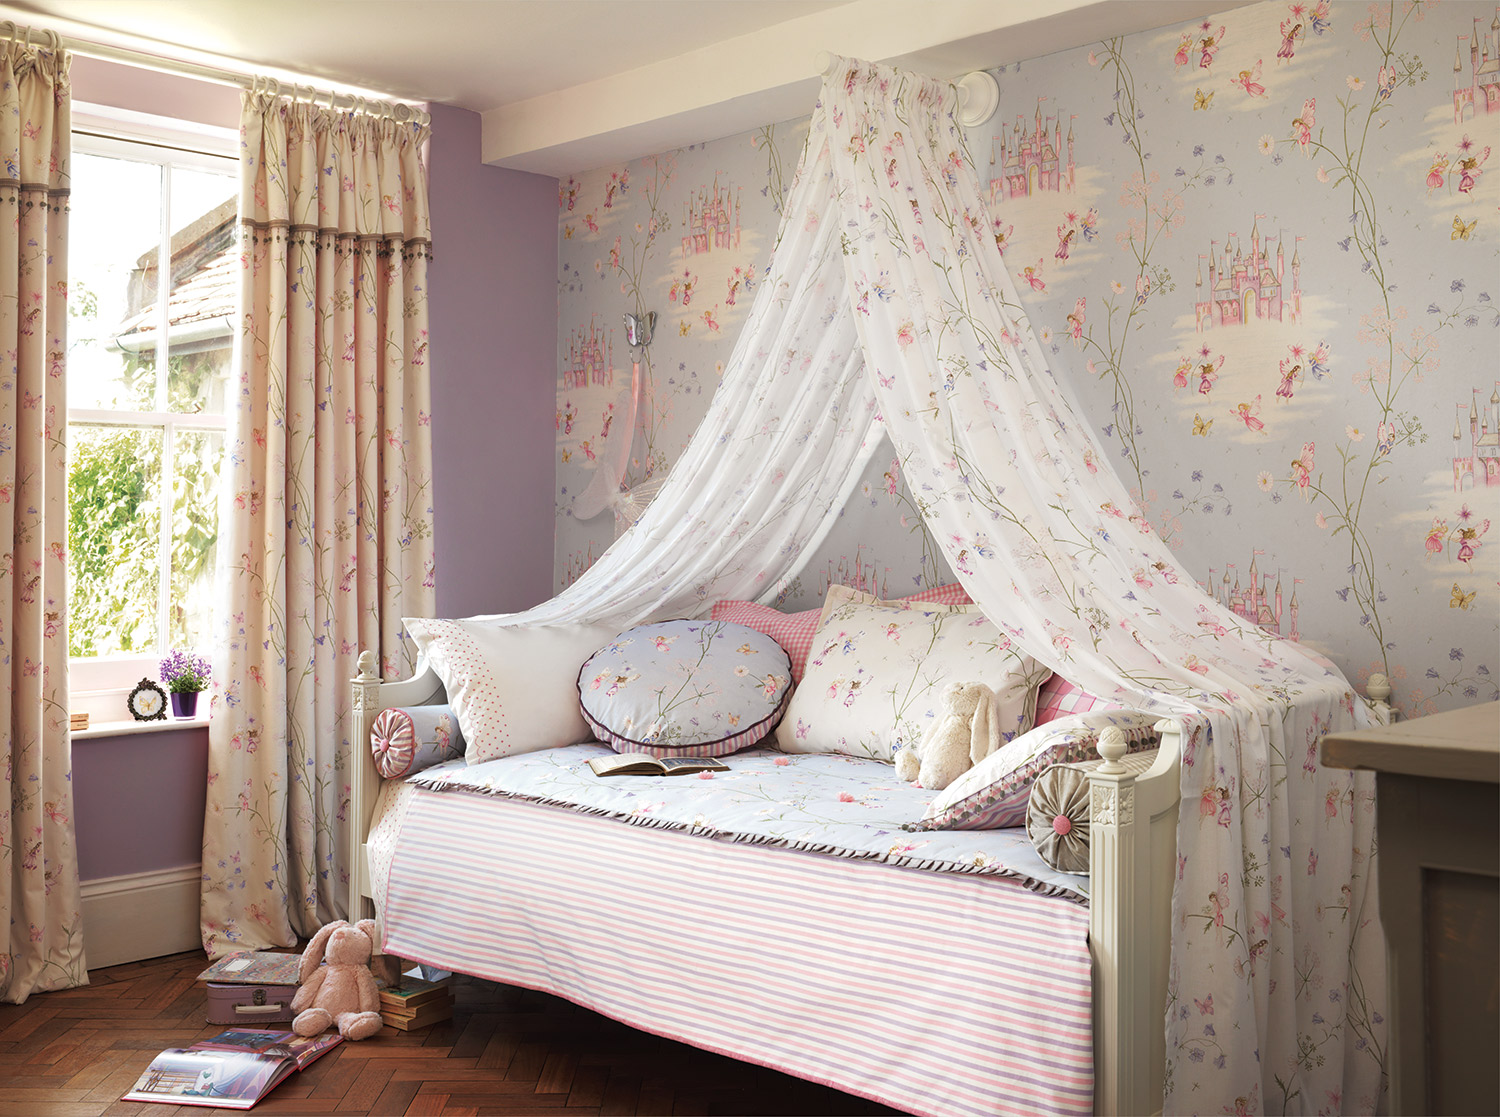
[0,0,853,110]
[0,0,1250,175]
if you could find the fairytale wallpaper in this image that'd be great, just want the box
[554,0,1499,718]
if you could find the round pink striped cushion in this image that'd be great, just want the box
[370,705,464,778]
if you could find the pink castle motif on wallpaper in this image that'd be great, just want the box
[987,102,1076,201]
[1452,382,1500,490]
[1202,551,1300,640]
[1193,216,1302,331]
[680,176,742,258]
[1453,9,1500,123]
[562,316,614,390]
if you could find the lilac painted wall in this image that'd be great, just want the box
[427,102,558,618]
[72,729,208,879]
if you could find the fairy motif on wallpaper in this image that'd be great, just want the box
[1230,395,1265,432]
[1290,442,1315,501]
[1275,357,1301,401]
[1425,517,1449,559]
[1198,350,1225,395]
[1277,17,1304,63]
[1308,1,1332,36]
[1455,137,1490,194]
[1426,151,1450,193]
[1198,24,1226,70]
[1454,519,1489,565]
[1290,99,1315,156]
[1232,59,1267,98]
[1175,32,1193,68]
[1055,222,1076,261]
[1066,298,1086,343]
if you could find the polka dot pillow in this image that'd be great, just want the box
[404,618,623,765]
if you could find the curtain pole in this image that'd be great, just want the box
[0,18,428,123]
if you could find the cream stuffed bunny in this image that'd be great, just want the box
[290,919,385,1040]
[894,681,1001,791]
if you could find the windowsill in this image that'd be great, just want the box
[72,716,209,740]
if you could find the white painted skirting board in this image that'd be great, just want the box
[81,864,202,969]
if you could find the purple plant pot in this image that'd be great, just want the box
[170,691,200,719]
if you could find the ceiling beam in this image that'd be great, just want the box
[481,0,1250,177]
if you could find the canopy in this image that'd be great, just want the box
[510,58,1386,1114]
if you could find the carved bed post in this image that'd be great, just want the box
[1088,720,1183,1117]
[349,650,382,922]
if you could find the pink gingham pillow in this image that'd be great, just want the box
[915,710,1163,831]
[1034,675,1118,725]
[711,584,972,684]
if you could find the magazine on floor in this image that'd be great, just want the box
[120,1028,341,1109]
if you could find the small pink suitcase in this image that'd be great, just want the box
[205,980,297,1025]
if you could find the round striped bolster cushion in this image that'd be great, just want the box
[369,705,465,779]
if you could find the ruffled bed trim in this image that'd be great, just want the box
[405,773,1087,905]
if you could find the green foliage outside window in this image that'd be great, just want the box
[66,348,225,658]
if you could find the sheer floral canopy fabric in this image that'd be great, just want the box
[507,58,1386,1113]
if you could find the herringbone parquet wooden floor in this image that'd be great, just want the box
[0,951,904,1116]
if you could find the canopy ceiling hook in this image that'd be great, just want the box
[955,70,1000,127]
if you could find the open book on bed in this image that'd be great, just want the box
[588,753,729,777]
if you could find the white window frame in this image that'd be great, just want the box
[67,113,238,724]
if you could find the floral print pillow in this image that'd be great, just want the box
[579,620,793,759]
[776,585,1049,762]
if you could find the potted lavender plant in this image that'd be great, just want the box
[159,649,211,719]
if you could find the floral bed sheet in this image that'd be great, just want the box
[408,743,1085,899]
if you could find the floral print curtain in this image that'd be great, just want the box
[512,58,1386,1114]
[0,38,86,1004]
[202,91,434,955]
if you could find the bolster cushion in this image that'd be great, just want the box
[370,705,465,778]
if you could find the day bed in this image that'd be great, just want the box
[348,648,1185,1116]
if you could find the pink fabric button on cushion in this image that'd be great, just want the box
[1052,814,1073,836]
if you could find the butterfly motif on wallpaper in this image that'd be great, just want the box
[1193,88,1215,110]
[1192,413,1214,436]
[1452,216,1477,241]
[1450,583,1477,611]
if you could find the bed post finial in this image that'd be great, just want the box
[1364,671,1391,706]
[356,649,379,682]
[1096,725,1129,774]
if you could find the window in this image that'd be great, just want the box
[67,118,237,722]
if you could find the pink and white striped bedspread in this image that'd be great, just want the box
[376,783,1094,1117]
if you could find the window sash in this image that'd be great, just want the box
[67,131,237,679]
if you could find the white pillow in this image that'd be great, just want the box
[776,585,1048,762]
[403,618,621,764]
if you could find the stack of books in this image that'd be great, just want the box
[379,975,452,1031]
[70,712,90,732]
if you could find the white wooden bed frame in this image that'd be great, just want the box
[346,650,1182,1117]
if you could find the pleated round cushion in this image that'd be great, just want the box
[370,705,465,778]
[578,620,792,758]
[1026,748,1162,874]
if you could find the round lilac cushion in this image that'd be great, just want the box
[578,620,792,758]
